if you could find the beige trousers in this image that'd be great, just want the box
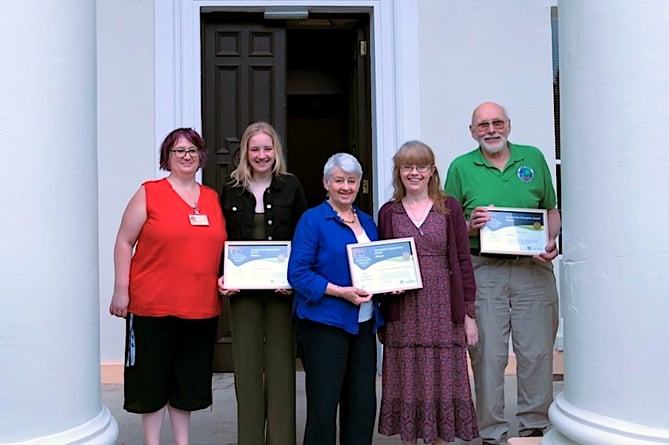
[467,255,559,444]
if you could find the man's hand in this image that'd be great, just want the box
[535,238,559,262]
[467,206,492,236]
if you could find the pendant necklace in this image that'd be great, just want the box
[403,200,431,235]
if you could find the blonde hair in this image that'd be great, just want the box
[391,140,449,214]
[229,122,288,188]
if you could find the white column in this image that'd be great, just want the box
[0,1,117,443]
[545,1,669,444]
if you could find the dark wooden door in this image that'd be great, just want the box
[201,12,286,372]
[201,12,372,372]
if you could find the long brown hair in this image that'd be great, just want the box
[391,140,449,214]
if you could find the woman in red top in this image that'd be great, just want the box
[109,128,226,445]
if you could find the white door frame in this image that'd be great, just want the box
[154,0,422,208]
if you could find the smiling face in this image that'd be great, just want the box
[247,132,276,176]
[470,102,511,155]
[323,166,360,209]
[168,136,200,176]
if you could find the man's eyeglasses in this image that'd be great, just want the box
[476,119,507,133]
[171,148,200,158]
[399,164,431,173]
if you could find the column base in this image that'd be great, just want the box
[7,405,118,444]
[546,393,669,444]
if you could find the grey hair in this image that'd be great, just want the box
[323,152,363,182]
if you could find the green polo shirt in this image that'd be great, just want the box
[444,142,557,249]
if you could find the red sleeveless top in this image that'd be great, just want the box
[128,178,226,318]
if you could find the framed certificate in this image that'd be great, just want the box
[346,237,423,294]
[479,207,548,256]
[222,241,291,289]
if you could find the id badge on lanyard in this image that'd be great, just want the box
[189,205,210,226]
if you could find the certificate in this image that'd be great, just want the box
[346,237,422,294]
[222,241,291,289]
[480,207,548,256]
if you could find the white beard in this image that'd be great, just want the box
[480,136,507,154]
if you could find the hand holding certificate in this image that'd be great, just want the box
[222,241,291,289]
[346,237,422,294]
[479,207,548,256]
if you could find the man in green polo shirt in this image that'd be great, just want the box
[444,102,560,445]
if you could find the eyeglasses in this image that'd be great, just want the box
[476,119,507,133]
[399,164,431,173]
[170,147,200,158]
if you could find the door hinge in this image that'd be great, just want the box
[359,40,368,56]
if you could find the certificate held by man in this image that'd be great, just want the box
[223,241,291,289]
[479,206,548,256]
[346,237,422,294]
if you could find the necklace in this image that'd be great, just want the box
[329,201,356,224]
[403,199,432,234]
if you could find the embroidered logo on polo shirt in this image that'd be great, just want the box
[517,166,535,183]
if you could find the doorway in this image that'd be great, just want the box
[200,10,373,371]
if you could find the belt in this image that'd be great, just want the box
[470,248,525,261]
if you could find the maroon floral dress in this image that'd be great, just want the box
[377,204,479,443]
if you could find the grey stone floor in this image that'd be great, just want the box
[103,372,563,444]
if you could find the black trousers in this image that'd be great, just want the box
[297,318,377,445]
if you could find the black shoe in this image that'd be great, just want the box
[519,427,544,437]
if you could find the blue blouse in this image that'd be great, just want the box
[288,201,384,334]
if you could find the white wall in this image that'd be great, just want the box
[97,0,156,362]
[418,0,558,177]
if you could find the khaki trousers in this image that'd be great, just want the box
[468,255,559,444]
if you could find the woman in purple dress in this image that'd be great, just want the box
[377,140,479,444]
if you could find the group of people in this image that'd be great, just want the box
[108,100,560,445]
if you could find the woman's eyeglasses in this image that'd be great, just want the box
[399,164,431,173]
[171,148,200,158]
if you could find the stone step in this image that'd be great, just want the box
[508,438,541,445]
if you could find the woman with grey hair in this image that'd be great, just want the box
[288,152,384,445]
